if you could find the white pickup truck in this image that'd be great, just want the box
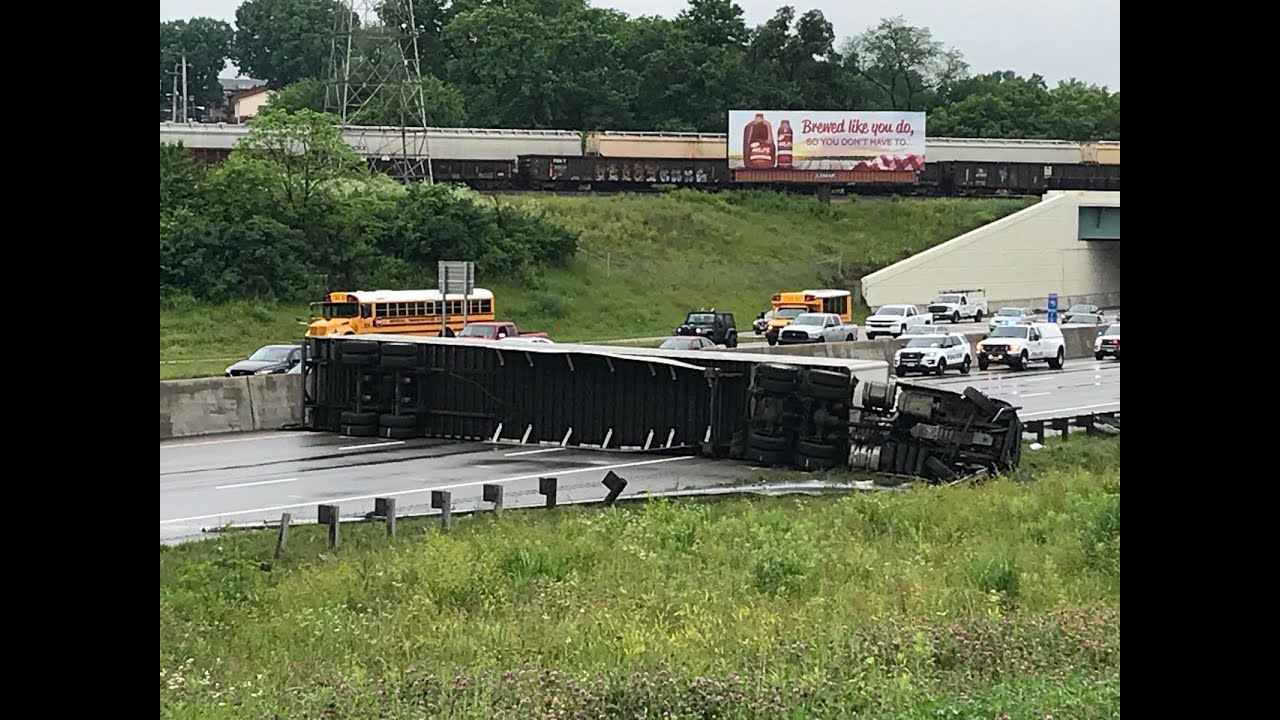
[865,304,932,339]
[927,289,988,324]
[777,313,860,345]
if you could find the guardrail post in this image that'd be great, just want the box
[1053,418,1070,441]
[374,497,397,537]
[318,504,340,548]
[602,471,627,506]
[274,512,291,558]
[539,477,558,509]
[482,484,504,512]
[1029,420,1045,444]
[431,490,452,530]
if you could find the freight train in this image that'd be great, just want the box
[160,122,1119,197]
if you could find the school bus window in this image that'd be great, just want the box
[312,302,358,319]
[360,304,372,318]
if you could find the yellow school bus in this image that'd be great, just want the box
[306,288,496,337]
[765,289,853,343]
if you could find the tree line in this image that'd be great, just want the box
[160,108,578,304]
[160,0,1119,142]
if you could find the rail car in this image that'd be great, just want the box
[160,122,1119,197]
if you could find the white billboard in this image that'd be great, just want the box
[728,110,927,172]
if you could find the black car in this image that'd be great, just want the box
[225,344,303,377]
[674,311,738,348]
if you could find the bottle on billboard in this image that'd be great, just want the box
[776,120,793,169]
[743,113,775,169]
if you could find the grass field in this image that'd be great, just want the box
[159,191,1033,378]
[160,436,1120,718]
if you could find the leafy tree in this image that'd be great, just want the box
[160,143,206,213]
[844,16,967,111]
[229,107,366,211]
[265,77,329,114]
[159,17,234,118]
[348,76,468,127]
[232,0,353,87]
[745,6,838,109]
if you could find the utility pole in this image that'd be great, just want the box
[181,52,189,122]
[171,67,179,122]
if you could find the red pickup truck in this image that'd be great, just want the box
[457,321,550,341]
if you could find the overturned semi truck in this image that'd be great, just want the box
[736,362,1021,482]
[299,336,1023,483]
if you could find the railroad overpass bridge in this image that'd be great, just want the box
[862,191,1119,311]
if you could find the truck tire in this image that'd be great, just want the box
[974,310,984,322]
[340,411,378,426]
[935,358,947,376]
[806,369,850,389]
[747,431,788,452]
[759,377,798,395]
[961,356,972,374]
[747,447,788,466]
[1015,351,1029,370]
[801,380,850,402]
[978,357,989,371]
[380,354,418,369]
[757,363,801,382]
[796,438,840,460]
[726,333,738,348]
[1048,346,1065,369]
[845,334,854,342]
[381,425,417,440]
[341,423,377,437]
[1095,352,1105,361]
[952,311,960,324]
[379,413,416,429]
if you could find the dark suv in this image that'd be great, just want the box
[674,311,738,348]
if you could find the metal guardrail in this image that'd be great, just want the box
[201,409,1118,546]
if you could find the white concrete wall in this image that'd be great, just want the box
[862,191,1120,311]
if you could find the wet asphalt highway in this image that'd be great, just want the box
[160,359,1118,544]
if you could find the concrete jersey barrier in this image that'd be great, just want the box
[160,374,302,440]
[727,325,1102,364]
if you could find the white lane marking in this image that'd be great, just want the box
[1022,402,1119,418]
[504,447,565,457]
[162,434,299,450]
[215,477,299,490]
[160,455,694,525]
[336,440,405,451]
[1020,392,1050,398]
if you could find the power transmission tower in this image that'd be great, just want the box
[327,0,435,183]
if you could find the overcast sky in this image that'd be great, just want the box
[160,0,1119,91]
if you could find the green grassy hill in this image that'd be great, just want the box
[160,191,1033,378]
[160,437,1120,718]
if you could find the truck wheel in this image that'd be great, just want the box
[951,311,960,324]
[726,334,738,348]
[899,326,906,336]
[866,333,876,340]
[845,334,854,342]
[1095,352,1105,361]
[767,335,777,346]
[1048,346,1065,370]
[895,367,907,377]
[1016,351,1029,370]
[978,358,989,371]
[974,310,984,322]
[816,336,825,343]
[961,356,972,374]
[935,359,947,376]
